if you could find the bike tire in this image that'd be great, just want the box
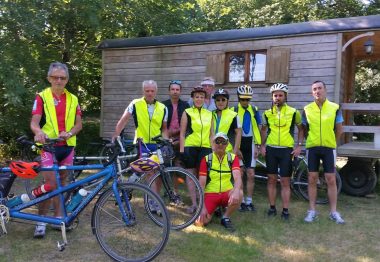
[295,162,342,205]
[147,167,203,230]
[92,182,170,262]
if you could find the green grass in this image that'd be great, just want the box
[1,182,380,262]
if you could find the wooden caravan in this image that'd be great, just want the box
[99,15,380,195]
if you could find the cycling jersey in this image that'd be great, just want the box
[262,104,301,148]
[184,106,212,148]
[132,97,166,144]
[199,152,239,193]
[38,88,78,146]
[303,99,341,149]
[212,108,239,152]
[233,104,261,145]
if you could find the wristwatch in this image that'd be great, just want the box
[68,132,73,137]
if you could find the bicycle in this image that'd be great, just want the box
[114,135,204,230]
[254,152,342,204]
[0,138,170,262]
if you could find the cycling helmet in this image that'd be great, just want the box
[270,83,288,93]
[9,161,39,179]
[212,89,229,99]
[191,86,207,97]
[237,85,253,99]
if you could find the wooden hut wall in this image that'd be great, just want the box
[100,33,339,138]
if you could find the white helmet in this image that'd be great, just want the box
[270,83,288,93]
[237,85,253,99]
[270,83,289,93]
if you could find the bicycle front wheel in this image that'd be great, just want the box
[295,162,342,205]
[92,182,170,262]
[147,167,203,230]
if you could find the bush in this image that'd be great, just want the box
[75,118,104,156]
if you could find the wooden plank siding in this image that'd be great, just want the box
[100,34,339,138]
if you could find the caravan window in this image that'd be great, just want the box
[227,51,266,83]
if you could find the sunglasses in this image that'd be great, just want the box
[216,98,227,102]
[49,76,67,81]
[170,80,182,85]
[239,98,250,102]
[215,139,228,145]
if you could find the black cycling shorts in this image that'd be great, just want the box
[265,146,293,177]
[184,147,212,169]
[306,147,336,173]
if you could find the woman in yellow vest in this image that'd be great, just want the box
[31,62,82,238]
[179,86,214,214]
[212,89,242,156]
[260,83,303,220]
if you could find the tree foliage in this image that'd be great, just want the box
[0,0,378,148]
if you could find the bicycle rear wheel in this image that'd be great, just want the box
[295,160,342,204]
[147,167,203,230]
[92,182,170,262]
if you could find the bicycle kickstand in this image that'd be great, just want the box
[57,222,68,251]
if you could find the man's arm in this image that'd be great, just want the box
[112,109,131,141]
[31,114,46,143]
[335,122,343,145]
[60,114,83,140]
[179,111,187,153]
[228,168,242,205]
[161,121,168,139]
[260,125,268,156]
[233,127,242,158]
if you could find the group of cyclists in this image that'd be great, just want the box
[29,61,345,237]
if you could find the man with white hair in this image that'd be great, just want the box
[188,77,217,111]
[112,80,168,152]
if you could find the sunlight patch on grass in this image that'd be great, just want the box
[266,243,312,261]
[356,257,376,262]
[184,224,242,243]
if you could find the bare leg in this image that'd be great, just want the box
[267,174,277,206]
[224,189,243,217]
[308,172,318,210]
[186,168,197,210]
[280,177,291,209]
[325,172,337,213]
[246,168,255,202]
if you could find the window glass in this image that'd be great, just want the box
[229,54,245,82]
[249,53,266,81]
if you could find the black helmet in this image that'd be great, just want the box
[212,89,229,99]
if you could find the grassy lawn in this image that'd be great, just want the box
[1,181,380,262]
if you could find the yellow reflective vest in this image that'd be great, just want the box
[304,99,340,149]
[133,98,166,144]
[233,104,261,145]
[212,108,238,152]
[204,152,235,193]
[263,104,301,148]
[39,88,78,146]
[184,106,212,148]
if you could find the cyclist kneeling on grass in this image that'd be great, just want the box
[195,133,243,232]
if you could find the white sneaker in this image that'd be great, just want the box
[34,222,46,238]
[304,210,318,223]
[329,211,345,224]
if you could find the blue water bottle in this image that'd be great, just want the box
[7,194,30,208]
[66,189,87,212]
